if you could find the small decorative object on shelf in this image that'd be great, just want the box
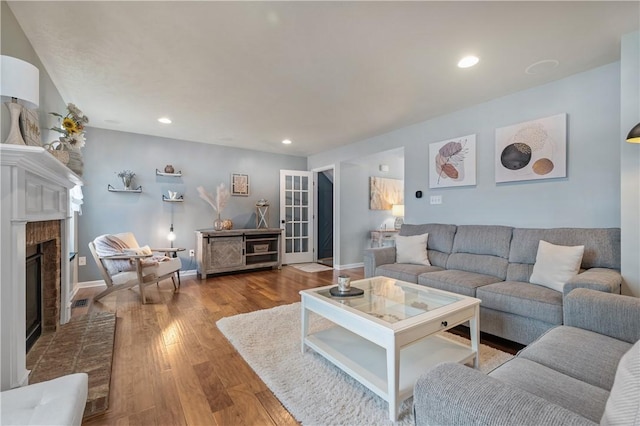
[43,143,69,165]
[156,168,182,176]
[117,170,136,190]
[256,199,269,228]
[222,219,233,230]
[108,184,142,193]
[162,195,184,202]
[164,164,175,174]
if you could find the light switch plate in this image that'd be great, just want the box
[430,195,442,205]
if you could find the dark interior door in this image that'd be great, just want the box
[317,171,333,260]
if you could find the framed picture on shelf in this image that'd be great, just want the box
[231,173,250,196]
[19,107,41,146]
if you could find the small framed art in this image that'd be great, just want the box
[231,173,250,196]
[20,108,42,146]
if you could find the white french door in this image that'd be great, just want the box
[280,170,314,264]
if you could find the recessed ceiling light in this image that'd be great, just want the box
[158,117,172,124]
[457,56,479,68]
[282,139,292,145]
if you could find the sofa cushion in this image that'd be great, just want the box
[489,358,609,423]
[418,269,502,297]
[529,240,584,292]
[477,281,563,325]
[601,340,640,425]
[375,264,443,284]
[446,225,513,279]
[447,253,509,280]
[518,326,633,391]
[395,233,430,265]
[399,223,456,268]
[509,227,620,270]
[452,225,513,258]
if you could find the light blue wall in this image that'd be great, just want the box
[310,63,622,266]
[620,31,640,296]
[78,127,306,281]
[1,2,66,144]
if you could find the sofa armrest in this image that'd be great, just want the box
[564,288,640,344]
[414,363,595,426]
[363,247,395,278]
[564,268,622,296]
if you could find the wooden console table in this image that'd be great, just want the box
[370,229,399,247]
[195,228,282,278]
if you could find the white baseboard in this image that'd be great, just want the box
[77,279,106,289]
[78,270,198,289]
[334,262,364,270]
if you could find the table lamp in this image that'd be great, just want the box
[392,204,404,230]
[1,55,39,145]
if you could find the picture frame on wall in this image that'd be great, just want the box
[369,176,403,210]
[495,113,567,183]
[19,107,42,147]
[231,173,250,196]
[429,134,477,188]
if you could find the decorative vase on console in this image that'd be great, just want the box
[213,214,224,231]
[198,183,231,231]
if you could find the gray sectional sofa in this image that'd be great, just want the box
[363,223,622,344]
[413,288,640,425]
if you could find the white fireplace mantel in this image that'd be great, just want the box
[1,145,82,390]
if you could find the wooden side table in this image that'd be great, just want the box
[370,229,399,248]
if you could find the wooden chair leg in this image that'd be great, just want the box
[139,282,147,304]
[171,274,178,292]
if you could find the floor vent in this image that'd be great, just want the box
[73,298,88,308]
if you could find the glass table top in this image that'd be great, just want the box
[314,276,462,323]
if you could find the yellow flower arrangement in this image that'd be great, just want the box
[50,103,89,149]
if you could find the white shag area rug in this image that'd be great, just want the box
[216,302,514,425]
[291,263,334,273]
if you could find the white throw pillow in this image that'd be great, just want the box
[395,233,430,266]
[529,240,584,292]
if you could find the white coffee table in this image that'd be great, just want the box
[300,276,481,421]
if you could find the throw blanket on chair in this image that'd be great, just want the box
[94,235,134,275]
[94,235,171,275]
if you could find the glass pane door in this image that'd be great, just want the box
[280,170,314,264]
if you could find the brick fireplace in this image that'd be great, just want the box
[1,145,81,390]
[26,220,62,335]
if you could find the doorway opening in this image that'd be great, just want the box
[316,168,334,267]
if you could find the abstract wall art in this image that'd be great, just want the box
[429,134,476,188]
[495,113,567,183]
[369,177,403,210]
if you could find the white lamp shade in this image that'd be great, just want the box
[392,204,405,217]
[1,55,39,108]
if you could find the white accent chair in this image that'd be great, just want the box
[88,232,182,304]
[0,373,88,426]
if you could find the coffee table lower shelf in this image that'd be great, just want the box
[304,326,476,407]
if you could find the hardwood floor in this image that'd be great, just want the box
[74,266,521,425]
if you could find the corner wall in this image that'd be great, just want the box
[1,1,66,143]
[310,63,622,266]
[620,31,640,296]
[78,127,306,282]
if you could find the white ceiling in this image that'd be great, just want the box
[8,1,639,157]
